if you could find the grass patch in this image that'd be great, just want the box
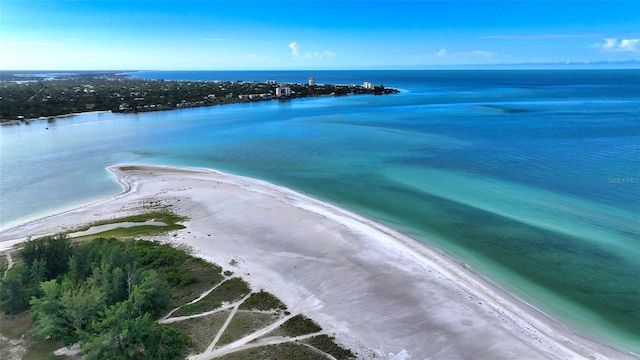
[216,342,329,360]
[167,310,231,354]
[72,224,184,241]
[0,311,32,339]
[0,313,64,360]
[216,311,279,347]
[281,314,322,337]
[239,290,287,312]
[68,210,188,241]
[209,277,251,303]
[23,338,65,360]
[305,335,355,360]
[175,299,223,316]
[167,260,225,308]
[173,277,250,317]
[77,211,187,230]
[118,165,143,171]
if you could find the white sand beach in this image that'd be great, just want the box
[0,165,635,360]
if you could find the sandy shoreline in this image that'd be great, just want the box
[0,164,636,359]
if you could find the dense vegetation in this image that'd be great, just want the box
[0,235,225,359]
[0,72,399,121]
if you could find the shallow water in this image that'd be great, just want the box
[1,70,639,351]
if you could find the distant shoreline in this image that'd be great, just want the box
[0,110,113,125]
[0,72,399,123]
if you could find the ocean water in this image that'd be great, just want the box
[1,70,639,351]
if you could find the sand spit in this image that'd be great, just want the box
[0,164,635,360]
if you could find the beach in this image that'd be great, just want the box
[0,164,635,359]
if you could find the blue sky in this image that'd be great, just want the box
[1,0,638,70]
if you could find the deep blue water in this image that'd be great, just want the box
[2,70,639,351]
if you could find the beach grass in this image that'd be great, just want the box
[215,342,331,360]
[0,312,65,360]
[280,314,322,337]
[216,311,280,347]
[173,277,251,317]
[165,258,225,308]
[70,225,178,241]
[68,210,187,241]
[167,311,232,353]
[239,289,287,311]
[77,210,187,230]
[0,311,31,339]
[304,335,356,360]
[22,339,65,360]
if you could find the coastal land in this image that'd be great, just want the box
[0,71,397,122]
[0,165,635,359]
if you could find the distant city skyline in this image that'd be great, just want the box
[1,0,638,70]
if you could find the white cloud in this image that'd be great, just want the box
[289,42,335,59]
[596,38,639,52]
[619,39,639,52]
[434,48,495,59]
[306,50,336,59]
[602,38,617,50]
[289,42,299,56]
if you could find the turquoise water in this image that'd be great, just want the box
[1,70,639,351]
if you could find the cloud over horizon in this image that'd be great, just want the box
[288,42,299,56]
[434,48,496,59]
[596,38,639,52]
[289,42,335,60]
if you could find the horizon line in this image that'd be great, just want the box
[2,60,639,73]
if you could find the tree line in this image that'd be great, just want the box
[0,76,399,121]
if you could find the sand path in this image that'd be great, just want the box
[4,251,13,277]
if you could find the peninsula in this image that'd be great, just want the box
[0,72,398,122]
[0,165,634,359]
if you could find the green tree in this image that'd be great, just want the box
[28,259,47,284]
[59,281,105,340]
[21,234,72,279]
[83,300,152,360]
[129,270,168,318]
[29,280,72,343]
[143,324,191,360]
[0,266,28,315]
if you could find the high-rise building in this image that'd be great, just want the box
[276,87,291,97]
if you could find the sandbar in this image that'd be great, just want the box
[0,165,635,359]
